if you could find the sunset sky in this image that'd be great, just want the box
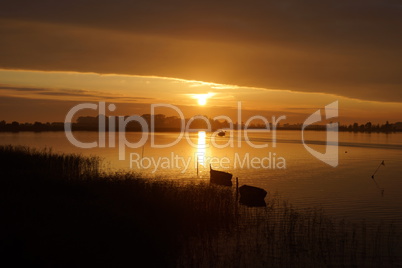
[1,0,401,124]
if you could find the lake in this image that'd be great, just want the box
[1,130,402,228]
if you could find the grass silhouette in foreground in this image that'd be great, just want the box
[0,145,400,267]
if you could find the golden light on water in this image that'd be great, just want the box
[196,131,206,166]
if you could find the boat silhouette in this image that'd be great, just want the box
[217,130,225,137]
[210,165,232,186]
[239,185,267,207]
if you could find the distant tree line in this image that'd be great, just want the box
[0,114,233,132]
[0,120,65,132]
[71,114,234,131]
[1,116,401,133]
[340,121,402,133]
[304,121,402,133]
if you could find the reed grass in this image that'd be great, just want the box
[179,198,400,267]
[0,144,100,180]
[0,145,400,267]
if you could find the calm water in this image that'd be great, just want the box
[2,130,402,227]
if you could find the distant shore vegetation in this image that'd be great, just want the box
[1,115,402,133]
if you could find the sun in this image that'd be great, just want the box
[192,93,215,106]
[197,95,207,105]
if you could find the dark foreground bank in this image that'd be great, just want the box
[0,145,400,267]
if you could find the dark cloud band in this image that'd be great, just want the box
[0,0,401,102]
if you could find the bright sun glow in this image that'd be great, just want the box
[198,96,207,105]
[192,93,215,106]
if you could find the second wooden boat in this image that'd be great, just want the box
[239,185,267,207]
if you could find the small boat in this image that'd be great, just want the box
[210,165,232,186]
[217,130,225,137]
[239,185,267,207]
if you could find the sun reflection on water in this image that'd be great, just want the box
[196,131,206,166]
